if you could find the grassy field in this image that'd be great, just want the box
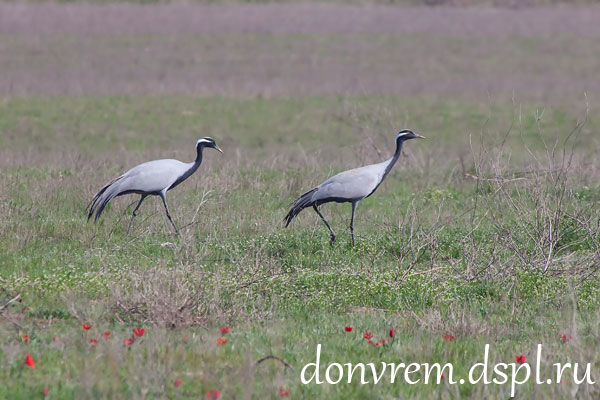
[1,3,600,399]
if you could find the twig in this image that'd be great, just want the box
[404,266,449,279]
[256,355,294,370]
[0,292,21,313]
[464,173,528,183]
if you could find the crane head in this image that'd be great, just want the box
[196,137,223,154]
[396,129,425,141]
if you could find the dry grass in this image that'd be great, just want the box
[0,4,599,101]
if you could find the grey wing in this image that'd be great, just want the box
[114,159,188,194]
[312,165,383,202]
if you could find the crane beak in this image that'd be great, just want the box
[415,134,426,139]
[214,144,224,154]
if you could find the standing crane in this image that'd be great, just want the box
[284,130,424,245]
[87,137,222,235]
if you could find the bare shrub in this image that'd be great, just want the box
[110,265,209,328]
[388,198,449,286]
[463,101,599,281]
[408,304,508,337]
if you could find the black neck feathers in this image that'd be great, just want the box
[382,136,404,179]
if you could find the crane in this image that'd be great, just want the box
[284,130,424,245]
[87,137,222,234]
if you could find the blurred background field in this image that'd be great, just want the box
[0,2,599,398]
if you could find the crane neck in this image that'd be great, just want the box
[195,144,204,165]
[381,137,404,181]
[167,145,205,191]
[184,144,205,175]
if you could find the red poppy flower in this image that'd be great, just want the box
[206,390,221,400]
[440,373,445,381]
[174,378,182,387]
[44,388,49,397]
[123,337,135,346]
[53,336,59,342]
[216,337,228,345]
[515,355,526,364]
[220,327,230,334]
[363,332,373,339]
[389,329,395,338]
[384,338,389,344]
[132,328,145,337]
[443,334,455,341]
[277,387,290,397]
[82,324,93,331]
[183,335,187,343]
[367,339,383,347]
[24,353,36,369]
[22,335,29,344]
[560,333,571,342]
[344,326,353,332]
[89,338,98,346]
[103,331,111,339]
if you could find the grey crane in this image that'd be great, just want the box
[87,137,222,235]
[284,130,424,245]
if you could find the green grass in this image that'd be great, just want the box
[1,95,599,398]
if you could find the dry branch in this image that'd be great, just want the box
[0,292,21,314]
[256,355,294,370]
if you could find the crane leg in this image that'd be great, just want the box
[313,204,336,245]
[127,194,147,235]
[350,201,358,247]
[160,192,179,235]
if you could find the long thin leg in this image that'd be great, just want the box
[350,201,358,247]
[313,204,336,244]
[127,194,147,235]
[160,191,179,235]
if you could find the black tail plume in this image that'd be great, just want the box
[284,187,318,227]
[86,176,123,221]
